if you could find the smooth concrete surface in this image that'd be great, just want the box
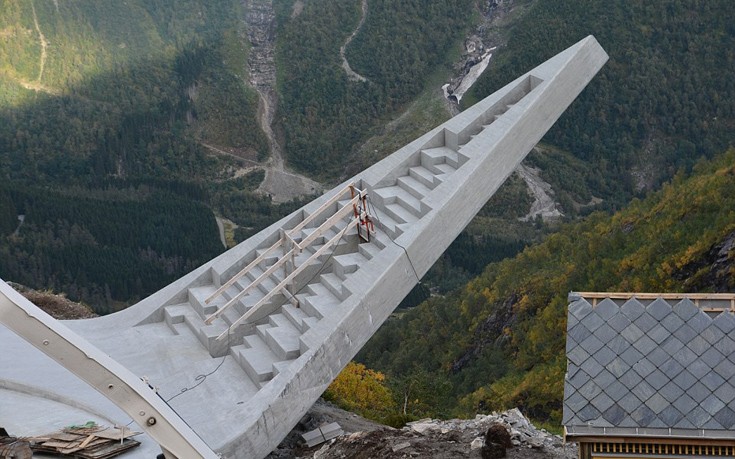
[0,36,607,458]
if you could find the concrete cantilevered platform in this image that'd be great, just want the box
[0,36,607,458]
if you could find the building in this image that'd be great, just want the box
[564,292,735,459]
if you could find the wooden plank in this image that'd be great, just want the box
[217,218,359,340]
[576,291,735,300]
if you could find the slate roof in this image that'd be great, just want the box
[564,293,735,437]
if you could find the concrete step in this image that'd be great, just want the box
[320,273,349,300]
[188,285,221,317]
[358,241,382,260]
[163,303,190,333]
[384,202,418,224]
[300,283,341,317]
[396,174,432,200]
[237,335,278,385]
[367,206,402,239]
[430,162,457,176]
[220,285,251,315]
[408,166,440,189]
[373,186,422,217]
[282,303,309,331]
[263,314,301,360]
[332,252,369,279]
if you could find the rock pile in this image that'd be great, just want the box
[285,406,577,459]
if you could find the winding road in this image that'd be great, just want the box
[340,0,369,83]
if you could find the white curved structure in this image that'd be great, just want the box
[0,36,607,458]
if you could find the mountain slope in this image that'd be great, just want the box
[470,0,735,210]
[358,148,735,423]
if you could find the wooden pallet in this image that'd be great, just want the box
[29,425,141,459]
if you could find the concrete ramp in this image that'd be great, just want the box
[0,36,608,458]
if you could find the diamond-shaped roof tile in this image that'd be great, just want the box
[688,311,711,333]
[647,347,670,367]
[713,312,735,333]
[584,312,605,332]
[659,381,685,403]
[619,369,643,390]
[581,334,605,354]
[620,323,645,343]
[674,417,696,429]
[672,393,697,414]
[578,404,602,422]
[568,368,591,389]
[688,381,712,403]
[582,357,604,377]
[606,357,629,378]
[701,325,725,345]
[633,335,657,355]
[701,347,726,368]
[605,380,629,402]
[631,380,656,402]
[673,298,699,320]
[592,392,615,412]
[633,358,656,378]
[568,346,590,366]
[562,409,575,425]
[719,335,735,355]
[602,404,627,425]
[659,358,684,379]
[594,369,617,390]
[713,382,735,404]
[608,314,631,333]
[635,313,658,332]
[646,369,668,391]
[607,335,630,355]
[699,394,725,415]
[621,298,645,320]
[631,405,656,426]
[579,380,603,401]
[567,314,579,332]
[661,313,684,333]
[672,369,697,391]
[566,391,589,412]
[672,323,697,344]
[702,418,725,430]
[595,324,618,343]
[645,392,669,414]
[647,298,672,321]
[660,335,685,356]
[687,335,710,357]
[619,347,643,367]
[569,299,593,320]
[658,405,685,425]
[713,406,735,429]
[648,324,670,344]
[688,359,712,379]
[595,299,619,320]
[686,406,711,427]
[567,322,592,345]
[701,371,726,392]
[618,392,642,413]
[594,347,617,367]
[674,346,698,366]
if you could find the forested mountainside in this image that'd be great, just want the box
[0,0,476,310]
[358,148,735,425]
[471,0,735,211]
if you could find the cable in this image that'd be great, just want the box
[365,195,421,284]
[165,327,231,404]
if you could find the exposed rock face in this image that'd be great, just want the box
[283,406,576,459]
[675,230,735,292]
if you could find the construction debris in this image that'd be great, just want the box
[302,422,344,448]
[27,423,141,458]
[0,429,32,459]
